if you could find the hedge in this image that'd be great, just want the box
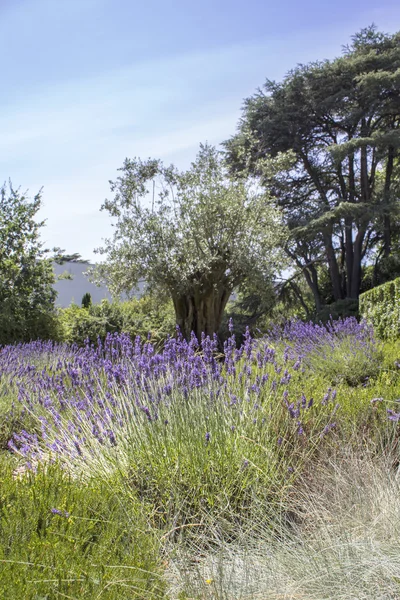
[359,277,400,339]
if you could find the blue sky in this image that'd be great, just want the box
[1,0,400,261]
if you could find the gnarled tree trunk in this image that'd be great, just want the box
[172,284,232,341]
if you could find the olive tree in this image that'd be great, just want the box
[92,144,284,340]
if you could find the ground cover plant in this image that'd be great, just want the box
[0,317,399,598]
[0,456,165,599]
[168,439,400,600]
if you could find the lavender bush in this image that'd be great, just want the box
[1,325,339,524]
[269,317,381,386]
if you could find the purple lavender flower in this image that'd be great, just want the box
[320,422,337,437]
[322,391,330,405]
[387,409,400,422]
[51,508,70,518]
[0,322,357,475]
[74,440,83,456]
[371,397,383,404]
[107,430,117,447]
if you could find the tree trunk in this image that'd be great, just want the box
[300,268,321,312]
[289,280,312,318]
[360,118,370,204]
[308,264,322,312]
[172,285,232,341]
[345,217,354,297]
[383,146,395,257]
[324,232,343,301]
[284,247,321,312]
[349,229,366,299]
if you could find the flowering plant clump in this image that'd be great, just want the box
[2,323,341,520]
[268,317,381,386]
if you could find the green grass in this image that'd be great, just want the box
[0,456,165,599]
[168,440,400,599]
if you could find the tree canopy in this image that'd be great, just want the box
[0,182,57,343]
[226,26,400,310]
[91,144,284,339]
[52,249,89,264]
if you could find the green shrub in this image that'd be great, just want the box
[59,296,176,346]
[0,459,165,599]
[0,301,63,346]
[360,277,400,339]
[118,295,176,346]
[316,299,359,322]
[59,302,123,344]
[302,334,381,387]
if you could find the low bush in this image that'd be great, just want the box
[59,295,176,346]
[269,317,381,386]
[169,441,400,600]
[59,301,123,344]
[0,300,63,345]
[360,277,400,340]
[0,458,165,599]
[316,298,359,322]
[6,331,340,527]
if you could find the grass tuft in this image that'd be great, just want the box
[168,440,400,599]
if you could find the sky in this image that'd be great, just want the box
[1,0,400,262]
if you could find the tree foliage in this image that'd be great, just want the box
[0,182,57,344]
[52,248,89,264]
[81,292,92,308]
[91,144,284,339]
[226,26,400,309]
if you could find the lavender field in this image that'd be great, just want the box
[1,319,400,599]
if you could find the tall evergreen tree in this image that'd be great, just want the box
[226,26,400,306]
